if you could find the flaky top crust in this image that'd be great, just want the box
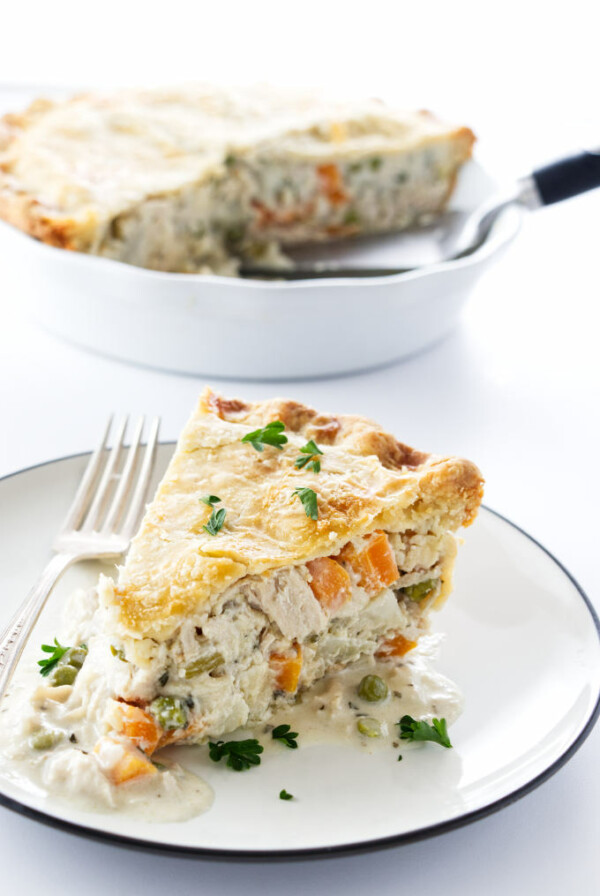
[0,85,474,252]
[113,390,483,639]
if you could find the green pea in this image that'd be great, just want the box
[343,208,360,226]
[357,717,382,738]
[401,579,439,602]
[184,652,224,678]
[30,729,63,750]
[49,664,78,686]
[358,675,388,703]
[150,696,189,731]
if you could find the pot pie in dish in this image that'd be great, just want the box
[0,85,475,275]
[3,390,482,802]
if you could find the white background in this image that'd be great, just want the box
[1,1,599,892]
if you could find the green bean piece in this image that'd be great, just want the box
[357,717,382,738]
[49,664,78,686]
[63,646,88,669]
[150,696,189,731]
[358,675,388,703]
[30,729,63,750]
[401,579,439,602]
[184,652,224,678]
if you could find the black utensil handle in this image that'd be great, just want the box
[532,151,600,205]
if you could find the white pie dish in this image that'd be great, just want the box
[0,446,598,859]
[0,160,520,379]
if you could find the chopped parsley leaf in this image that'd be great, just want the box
[208,738,264,771]
[37,638,70,677]
[292,487,318,521]
[241,420,288,452]
[203,506,226,536]
[398,715,452,748]
[294,440,323,473]
[279,789,294,801]
[272,724,299,749]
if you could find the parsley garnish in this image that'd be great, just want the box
[241,420,288,452]
[398,715,452,748]
[294,440,323,473]
[202,496,226,536]
[292,487,318,521]
[279,789,294,800]
[37,638,70,677]
[272,724,299,749]
[208,738,264,771]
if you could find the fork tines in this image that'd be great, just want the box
[58,416,160,541]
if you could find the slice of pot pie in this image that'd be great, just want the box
[0,85,475,275]
[74,389,482,781]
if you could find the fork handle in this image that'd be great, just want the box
[0,552,76,701]
[532,150,600,205]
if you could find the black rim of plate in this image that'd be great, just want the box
[0,449,599,862]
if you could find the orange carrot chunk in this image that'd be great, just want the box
[317,163,348,205]
[339,531,399,596]
[376,633,417,659]
[306,556,352,614]
[94,737,158,785]
[270,644,303,693]
[114,703,161,755]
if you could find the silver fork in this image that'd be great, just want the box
[0,416,160,700]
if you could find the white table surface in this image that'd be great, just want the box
[1,49,599,894]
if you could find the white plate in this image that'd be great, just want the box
[0,446,598,859]
[0,161,521,379]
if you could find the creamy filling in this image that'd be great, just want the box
[103,529,455,747]
[265,637,462,748]
[0,528,460,821]
[94,145,459,274]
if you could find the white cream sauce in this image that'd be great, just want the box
[0,626,459,822]
[252,635,461,753]
[0,649,213,823]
